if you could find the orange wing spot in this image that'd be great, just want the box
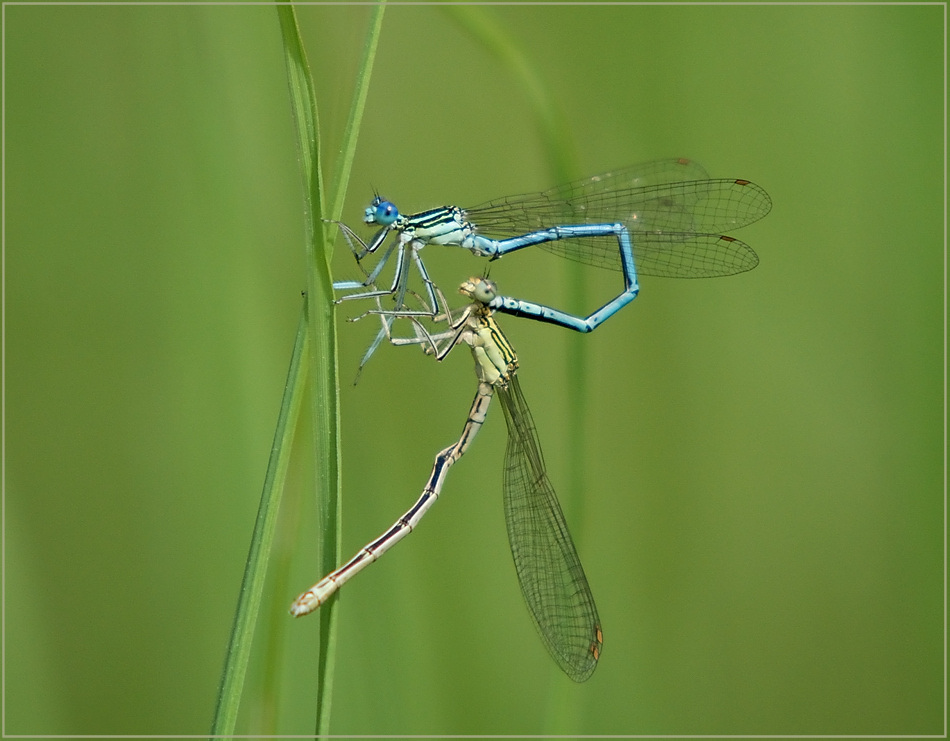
[590,624,604,660]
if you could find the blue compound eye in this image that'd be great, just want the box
[370,198,399,226]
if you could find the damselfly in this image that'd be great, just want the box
[334,158,771,370]
[292,277,603,682]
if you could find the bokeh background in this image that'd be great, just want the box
[4,4,944,736]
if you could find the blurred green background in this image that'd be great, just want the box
[4,3,943,736]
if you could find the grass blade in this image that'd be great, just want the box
[210,308,310,736]
[211,4,385,733]
[274,4,341,734]
[277,4,384,734]
[328,3,386,224]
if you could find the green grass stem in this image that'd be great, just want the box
[274,5,339,732]
[210,4,384,736]
[277,4,385,733]
[210,310,310,737]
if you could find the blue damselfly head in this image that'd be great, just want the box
[364,196,400,226]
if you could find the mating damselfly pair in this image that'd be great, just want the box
[292,159,771,681]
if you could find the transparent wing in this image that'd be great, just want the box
[467,158,771,278]
[498,376,602,682]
